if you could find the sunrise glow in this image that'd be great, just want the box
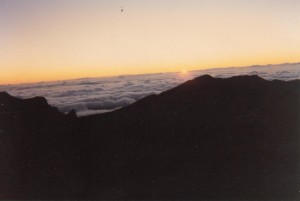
[1,0,300,84]
[181,69,187,74]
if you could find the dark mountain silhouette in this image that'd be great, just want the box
[0,92,84,199]
[0,75,299,200]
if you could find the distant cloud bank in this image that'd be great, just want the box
[1,63,300,116]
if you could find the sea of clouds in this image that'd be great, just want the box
[1,63,300,116]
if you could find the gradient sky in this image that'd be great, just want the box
[1,0,300,84]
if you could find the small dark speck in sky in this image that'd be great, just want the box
[121,6,124,12]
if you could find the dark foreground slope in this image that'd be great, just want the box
[0,75,299,200]
[0,92,85,199]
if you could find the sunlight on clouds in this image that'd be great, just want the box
[2,63,300,116]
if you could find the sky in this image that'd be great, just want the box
[1,0,300,84]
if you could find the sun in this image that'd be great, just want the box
[181,69,187,74]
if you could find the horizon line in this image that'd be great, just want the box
[1,61,299,86]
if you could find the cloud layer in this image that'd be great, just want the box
[1,63,300,116]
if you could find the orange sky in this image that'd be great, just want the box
[1,0,300,84]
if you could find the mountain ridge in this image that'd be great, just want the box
[0,75,299,200]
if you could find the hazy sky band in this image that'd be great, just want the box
[1,0,300,84]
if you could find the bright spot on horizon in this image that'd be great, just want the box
[179,68,191,80]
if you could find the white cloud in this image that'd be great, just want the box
[1,63,300,116]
